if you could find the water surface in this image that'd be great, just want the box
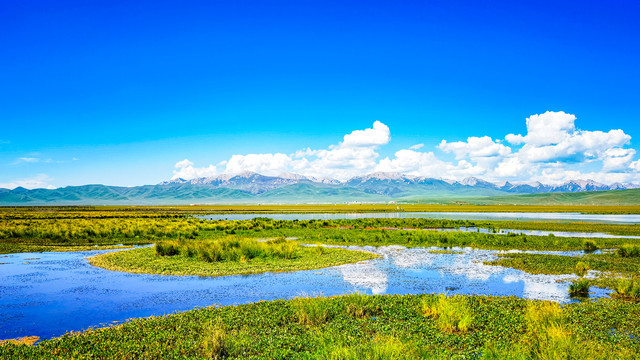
[0,246,609,340]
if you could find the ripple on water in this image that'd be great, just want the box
[0,245,614,341]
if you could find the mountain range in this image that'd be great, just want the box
[1,171,638,205]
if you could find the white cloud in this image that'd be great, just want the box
[0,174,55,190]
[12,157,40,165]
[175,159,194,168]
[506,111,577,146]
[172,159,217,180]
[494,156,535,178]
[224,153,291,176]
[439,136,511,160]
[376,149,444,176]
[341,120,390,148]
[168,113,640,184]
[602,148,636,172]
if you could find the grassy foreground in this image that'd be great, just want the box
[89,238,378,277]
[2,294,639,359]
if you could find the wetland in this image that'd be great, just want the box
[1,207,640,358]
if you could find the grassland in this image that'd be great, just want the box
[3,210,640,255]
[2,294,639,359]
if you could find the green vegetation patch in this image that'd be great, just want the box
[2,294,639,359]
[89,238,377,277]
[428,249,464,254]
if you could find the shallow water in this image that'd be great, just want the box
[0,246,610,340]
[413,226,640,239]
[196,212,640,224]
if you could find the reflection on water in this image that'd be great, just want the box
[197,212,640,224]
[1,246,612,341]
[338,261,388,295]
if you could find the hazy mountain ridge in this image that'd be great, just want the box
[161,171,639,195]
[1,171,638,205]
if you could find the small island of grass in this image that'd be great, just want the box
[88,237,378,277]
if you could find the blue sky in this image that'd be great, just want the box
[1,0,639,188]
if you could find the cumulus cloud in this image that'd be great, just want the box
[341,120,390,148]
[224,153,291,176]
[172,159,217,180]
[439,136,510,160]
[169,113,640,184]
[0,174,55,190]
[506,111,577,146]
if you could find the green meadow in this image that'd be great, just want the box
[2,294,639,359]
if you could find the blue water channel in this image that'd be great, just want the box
[0,245,610,340]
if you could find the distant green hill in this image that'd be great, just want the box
[1,182,638,206]
[455,188,640,206]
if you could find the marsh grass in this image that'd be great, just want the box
[614,279,640,301]
[2,295,640,359]
[583,239,598,252]
[568,279,590,297]
[157,237,300,262]
[575,261,590,277]
[421,294,473,333]
[317,336,419,360]
[618,244,640,258]
[293,296,333,326]
[90,240,377,277]
[201,321,229,359]
[343,292,381,318]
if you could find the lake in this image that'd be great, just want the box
[0,245,609,340]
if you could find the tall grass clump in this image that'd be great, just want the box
[162,237,301,263]
[568,279,590,297]
[293,296,333,326]
[342,293,381,318]
[613,279,640,301]
[319,336,419,360]
[583,239,598,252]
[520,301,605,359]
[201,321,229,359]
[155,241,180,256]
[574,261,589,277]
[617,244,640,258]
[421,294,473,333]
